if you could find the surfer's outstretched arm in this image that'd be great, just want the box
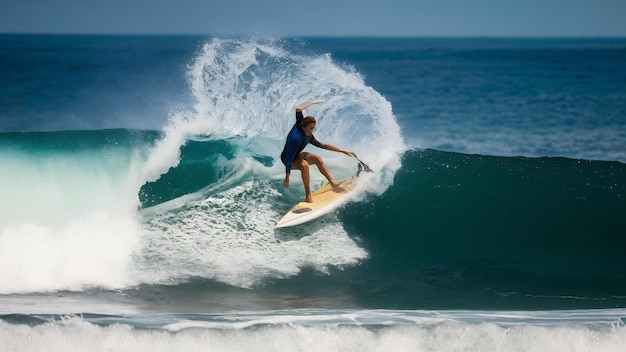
[320,143,357,158]
[296,99,323,112]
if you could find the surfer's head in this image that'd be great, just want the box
[299,116,316,136]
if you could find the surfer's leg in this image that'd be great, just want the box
[293,153,313,203]
[304,153,341,189]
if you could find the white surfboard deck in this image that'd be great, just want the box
[275,178,358,228]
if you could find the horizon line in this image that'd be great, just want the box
[2,32,626,40]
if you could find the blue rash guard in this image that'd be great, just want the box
[281,111,324,174]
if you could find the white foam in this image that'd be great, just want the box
[0,214,140,293]
[2,315,625,352]
[184,37,405,189]
[135,177,368,288]
[0,148,144,293]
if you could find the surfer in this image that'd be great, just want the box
[281,100,356,203]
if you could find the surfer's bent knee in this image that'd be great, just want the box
[305,153,323,166]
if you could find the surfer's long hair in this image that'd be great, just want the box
[298,116,316,129]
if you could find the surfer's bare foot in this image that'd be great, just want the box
[330,180,344,192]
[305,194,313,203]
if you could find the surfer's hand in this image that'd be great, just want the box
[283,175,290,187]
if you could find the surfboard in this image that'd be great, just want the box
[275,178,358,228]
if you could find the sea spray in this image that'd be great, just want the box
[132,38,405,288]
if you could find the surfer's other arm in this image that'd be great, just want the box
[296,99,323,112]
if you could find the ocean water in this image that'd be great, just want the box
[1,35,626,351]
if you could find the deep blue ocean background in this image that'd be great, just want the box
[1,35,626,351]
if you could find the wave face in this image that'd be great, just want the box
[2,128,624,310]
[137,146,626,310]
[339,149,626,309]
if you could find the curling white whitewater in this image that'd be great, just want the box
[132,38,405,288]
